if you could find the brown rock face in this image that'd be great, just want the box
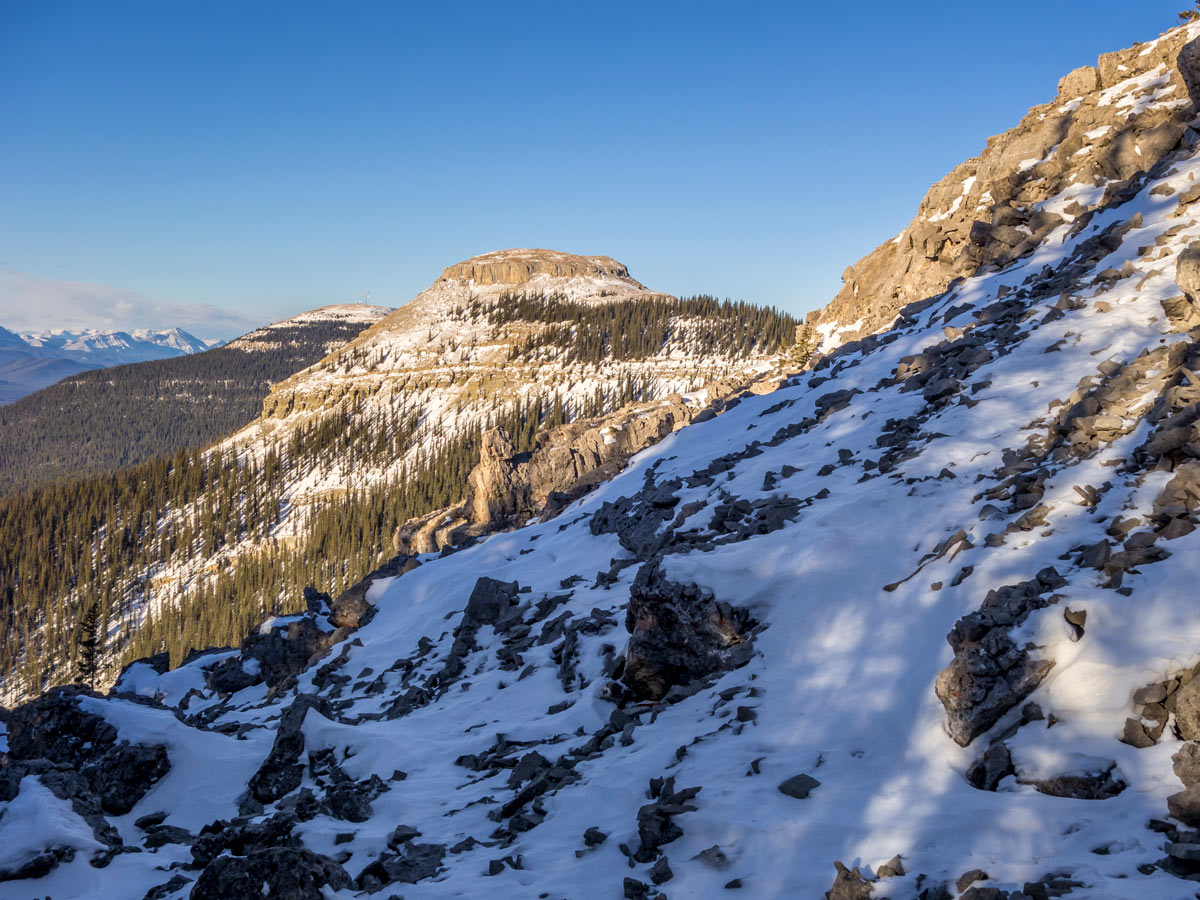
[440,249,644,287]
[390,372,775,556]
[393,394,696,555]
[467,429,529,525]
[809,27,1200,349]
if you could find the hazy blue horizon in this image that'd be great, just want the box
[0,0,1187,339]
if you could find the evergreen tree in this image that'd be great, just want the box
[75,602,102,688]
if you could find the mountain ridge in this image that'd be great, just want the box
[0,324,214,403]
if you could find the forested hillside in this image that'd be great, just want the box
[0,308,388,494]
[0,283,794,699]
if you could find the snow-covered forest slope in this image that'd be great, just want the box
[0,254,797,702]
[7,18,1200,900]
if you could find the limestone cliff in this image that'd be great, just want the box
[439,249,647,289]
[392,373,762,555]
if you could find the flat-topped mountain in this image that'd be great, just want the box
[438,248,649,295]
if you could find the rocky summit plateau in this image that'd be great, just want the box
[12,15,1200,900]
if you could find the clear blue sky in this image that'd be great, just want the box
[0,0,1187,339]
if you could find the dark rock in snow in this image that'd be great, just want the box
[622,560,755,702]
[247,694,333,804]
[0,845,77,883]
[356,842,446,890]
[6,686,169,814]
[778,773,821,799]
[190,847,351,900]
[633,777,700,862]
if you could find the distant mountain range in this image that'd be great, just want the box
[0,325,217,403]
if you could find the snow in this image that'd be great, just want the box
[0,776,103,871]
[77,694,272,832]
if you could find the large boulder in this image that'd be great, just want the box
[1177,244,1200,301]
[326,554,419,629]
[189,847,350,900]
[207,617,337,694]
[6,687,170,814]
[622,561,755,701]
[1175,677,1200,741]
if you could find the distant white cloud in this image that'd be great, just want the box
[0,269,261,340]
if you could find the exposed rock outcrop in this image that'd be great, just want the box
[393,375,780,556]
[810,29,1200,349]
[439,249,647,289]
[622,561,756,702]
[6,686,170,814]
[190,847,352,900]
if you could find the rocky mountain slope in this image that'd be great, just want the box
[0,325,214,404]
[0,304,391,493]
[6,19,1200,900]
[809,21,1200,355]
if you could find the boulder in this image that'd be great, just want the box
[825,861,872,900]
[1169,785,1200,827]
[1177,244,1200,300]
[622,561,755,702]
[208,616,338,694]
[1175,742,1200,788]
[247,695,333,804]
[778,774,821,799]
[1176,677,1200,740]
[6,686,170,814]
[355,842,445,890]
[189,847,351,900]
[1057,65,1100,100]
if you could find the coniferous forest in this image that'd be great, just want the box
[0,319,381,495]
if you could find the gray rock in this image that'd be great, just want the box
[622,561,755,702]
[355,842,445,888]
[1166,841,1200,862]
[634,778,700,862]
[1169,785,1200,827]
[1025,763,1125,799]
[1175,742,1200,788]
[956,869,989,892]
[1133,682,1167,705]
[649,856,673,885]
[877,855,904,878]
[1177,243,1200,299]
[825,861,872,900]
[1120,717,1156,749]
[190,847,351,900]
[6,686,170,815]
[694,845,730,869]
[778,774,821,799]
[1176,677,1200,740]
[247,694,332,804]
[967,741,1014,792]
